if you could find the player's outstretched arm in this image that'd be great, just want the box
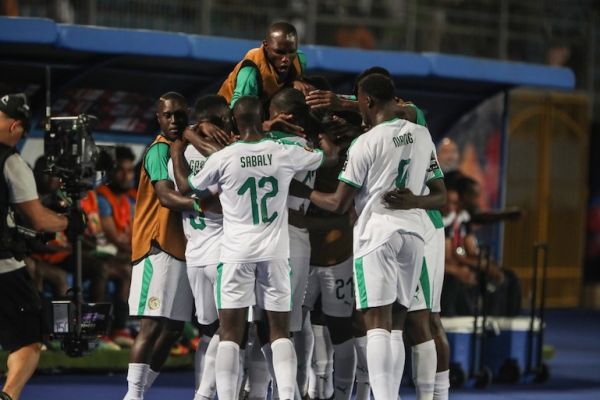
[309,181,357,215]
[154,179,196,212]
[383,178,447,210]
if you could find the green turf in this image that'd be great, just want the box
[0,349,192,373]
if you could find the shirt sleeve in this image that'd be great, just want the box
[338,138,368,189]
[280,141,324,172]
[426,147,444,182]
[231,66,260,107]
[297,49,307,71]
[408,103,428,127]
[97,194,113,217]
[188,153,221,194]
[144,142,170,183]
[4,154,38,204]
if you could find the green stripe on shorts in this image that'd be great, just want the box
[289,259,293,308]
[137,257,154,314]
[216,263,223,309]
[354,257,368,309]
[420,257,431,309]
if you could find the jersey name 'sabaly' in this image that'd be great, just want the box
[393,132,414,147]
[240,154,273,168]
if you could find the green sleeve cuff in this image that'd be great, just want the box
[338,175,362,189]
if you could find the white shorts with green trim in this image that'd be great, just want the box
[353,232,424,310]
[289,225,311,332]
[216,259,292,312]
[409,228,445,312]
[129,250,193,321]
[187,263,219,325]
[304,257,355,318]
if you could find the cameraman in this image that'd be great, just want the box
[0,94,68,400]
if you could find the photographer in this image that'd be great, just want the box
[0,94,68,400]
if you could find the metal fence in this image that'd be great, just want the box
[10,0,600,115]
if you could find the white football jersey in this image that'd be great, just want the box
[188,137,324,263]
[168,145,223,267]
[338,118,433,257]
[267,131,316,214]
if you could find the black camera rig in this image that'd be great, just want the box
[45,114,114,357]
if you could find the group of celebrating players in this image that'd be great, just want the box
[123,21,450,400]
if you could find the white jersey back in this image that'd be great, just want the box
[338,118,433,257]
[168,145,223,266]
[189,137,324,263]
[268,131,316,214]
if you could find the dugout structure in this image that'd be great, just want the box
[0,16,584,307]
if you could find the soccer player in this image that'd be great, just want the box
[167,94,232,400]
[173,96,337,400]
[218,22,306,108]
[298,73,436,399]
[383,119,450,400]
[123,92,195,400]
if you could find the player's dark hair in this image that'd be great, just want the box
[456,175,479,198]
[194,95,228,120]
[357,73,396,102]
[271,88,309,117]
[233,96,263,126]
[157,91,187,109]
[267,21,298,39]
[354,66,391,95]
[444,170,463,191]
[115,146,135,163]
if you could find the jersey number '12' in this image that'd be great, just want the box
[237,176,279,225]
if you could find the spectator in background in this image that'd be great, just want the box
[96,146,137,348]
[436,138,460,173]
[441,174,521,317]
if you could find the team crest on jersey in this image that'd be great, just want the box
[148,297,161,310]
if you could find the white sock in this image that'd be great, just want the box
[390,330,405,398]
[294,319,314,396]
[412,340,437,400]
[261,342,279,399]
[354,336,371,400]
[333,338,356,400]
[271,338,298,400]
[433,370,450,400]
[366,328,394,400]
[124,363,149,400]
[196,334,219,399]
[248,340,271,399]
[143,368,159,393]
[215,341,240,400]
[309,324,334,399]
[237,347,247,397]
[194,334,211,390]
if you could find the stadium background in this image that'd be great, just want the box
[1,1,599,399]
